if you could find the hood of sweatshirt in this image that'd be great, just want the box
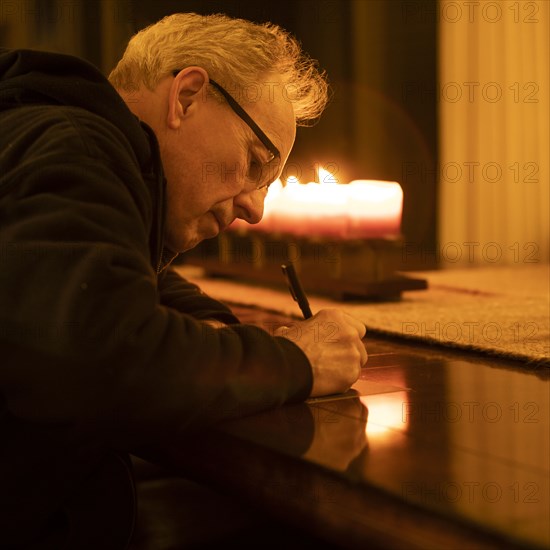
[0,48,151,168]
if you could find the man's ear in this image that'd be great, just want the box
[167,67,209,129]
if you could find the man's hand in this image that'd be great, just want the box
[274,308,367,397]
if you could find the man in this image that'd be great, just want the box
[0,13,367,548]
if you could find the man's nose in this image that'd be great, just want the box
[233,188,265,224]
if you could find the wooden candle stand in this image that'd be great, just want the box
[182,230,427,301]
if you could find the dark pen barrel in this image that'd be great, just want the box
[281,263,313,319]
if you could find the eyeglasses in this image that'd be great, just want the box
[172,71,280,163]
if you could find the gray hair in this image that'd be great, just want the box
[108,12,329,125]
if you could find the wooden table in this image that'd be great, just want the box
[147,306,550,550]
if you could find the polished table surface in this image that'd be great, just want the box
[150,306,550,550]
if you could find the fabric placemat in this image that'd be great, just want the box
[175,264,550,365]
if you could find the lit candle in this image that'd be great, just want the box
[309,169,348,239]
[346,180,403,239]
[228,167,403,240]
[271,177,308,236]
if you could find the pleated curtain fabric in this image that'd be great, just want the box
[438,0,549,267]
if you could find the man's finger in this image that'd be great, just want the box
[359,342,368,366]
[344,312,367,339]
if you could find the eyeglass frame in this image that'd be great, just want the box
[171,70,281,164]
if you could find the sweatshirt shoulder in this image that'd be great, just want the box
[2,105,139,166]
[0,105,152,225]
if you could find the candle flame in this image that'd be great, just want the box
[318,167,338,185]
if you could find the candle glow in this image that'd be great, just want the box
[231,167,403,239]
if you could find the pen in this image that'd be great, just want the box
[281,262,313,319]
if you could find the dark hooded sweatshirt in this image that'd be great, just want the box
[0,49,312,548]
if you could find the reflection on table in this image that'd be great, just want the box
[150,316,549,550]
